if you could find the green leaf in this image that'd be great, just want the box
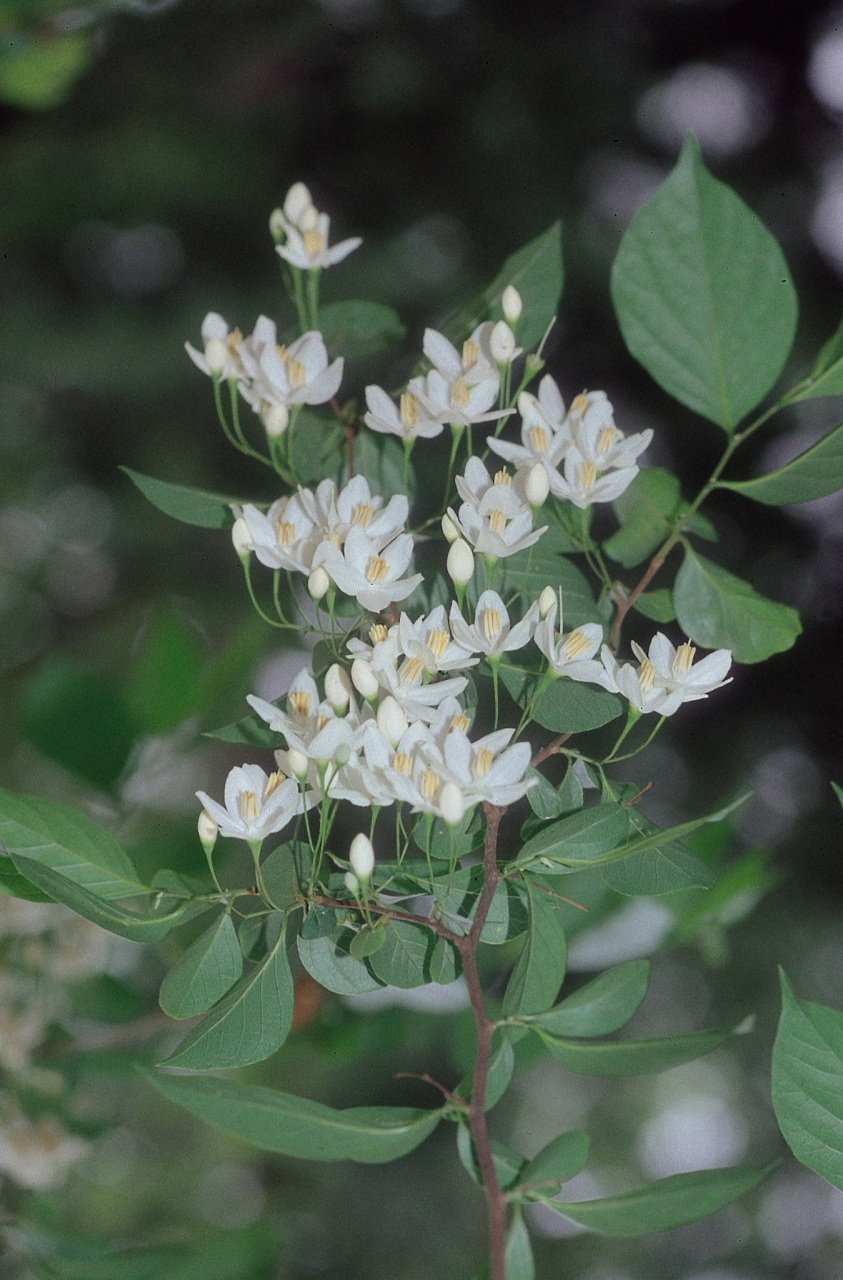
[833,780,843,811]
[611,135,798,432]
[345,431,416,504]
[604,469,681,568]
[674,546,801,663]
[504,1213,535,1280]
[503,878,567,1017]
[514,803,631,875]
[520,1129,590,1194]
[456,1037,515,1111]
[500,665,623,736]
[0,788,147,899]
[444,224,563,354]
[260,841,307,912]
[144,1071,442,1163]
[159,913,243,1020]
[716,421,843,505]
[0,32,94,111]
[319,300,406,360]
[550,1164,773,1235]
[349,925,387,959]
[772,969,843,1191]
[122,468,246,530]
[526,767,565,820]
[297,929,384,995]
[472,879,529,944]
[597,799,741,895]
[528,961,651,1037]
[500,537,599,625]
[126,608,203,734]
[161,922,294,1069]
[534,1023,734,1075]
[429,934,461,984]
[11,858,185,943]
[204,710,281,748]
[456,1123,526,1191]
[796,314,843,399]
[368,919,431,989]
[287,410,345,486]
[633,589,676,624]
[0,853,55,902]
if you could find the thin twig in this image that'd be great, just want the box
[531,733,571,768]
[394,1072,466,1107]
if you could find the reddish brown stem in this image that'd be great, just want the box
[531,732,571,768]
[608,553,666,651]
[310,894,460,942]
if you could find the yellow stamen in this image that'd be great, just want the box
[528,426,549,453]
[639,659,656,693]
[451,379,471,410]
[287,359,307,389]
[493,468,512,486]
[400,392,419,428]
[367,555,389,585]
[265,770,286,797]
[473,748,493,777]
[393,752,412,776]
[421,769,440,799]
[369,624,389,645]
[483,608,502,641]
[563,630,592,660]
[240,791,259,823]
[277,520,296,546]
[400,656,425,686]
[317,714,331,731]
[570,392,590,416]
[489,508,507,534]
[289,691,312,719]
[427,629,449,659]
[324,531,342,546]
[275,343,288,360]
[450,713,470,734]
[227,328,243,354]
[578,462,597,491]
[303,228,326,258]
[674,642,696,675]
[597,425,617,454]
[352,503,374,529]
[462,338,480,369]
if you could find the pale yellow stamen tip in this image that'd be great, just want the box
[428,629,449,659]
[240,791,259,823]
[265,770,286,797]
[451,379,471,410]
[639,659,656,693]
[421,768,440,799]
[450,713,470,734]
[289,691,312,719]
[462,338,480,369]
[473,748,493,777]
[277,520,296,546]
[675,642,696,675]
[366,555,389,585]
[570,393,590,415]
[400,392,419,428]
[369,624,389,645]
[489,509,507,534]
[393,752,412,776]
[287,358,307,389]
[563,630,591,660]
[578,462,597,491]
[528,426,549,454]
[400,656,425,686]
[493,468,512,486]
[228,329,243,353]
[324,531,342,546]
[597,425,617,454]
[352,503,373,529]
[317,714,331,731]
[303,228,326,258]
[483,608,502,641]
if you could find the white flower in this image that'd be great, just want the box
[238,493,316,573]
[240,321,344,411]
[600,635,731,716]
[417,325,510,428]
[534,590,611,686]
[367,635,469,722]
[364,383,444,442]
[248,668,321,740]
[297,476,408,551]
[437,727,534,809]
[489,320,521,364]
[349,833,375,879]
[487,377,570,477]
[313,526,423,613]
[397,606,478,674]
[566,391,652,471]
[185,312,245,381]
[549,447,639,509]
[275,201,362,271]
[0,1117,88,1190]
[448,459,546,559]
[449,590,538,659]
[282,182,315,227]
[196,764,304,842]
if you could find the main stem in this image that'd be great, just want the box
[458,802,507,1280]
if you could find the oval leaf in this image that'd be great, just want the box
[501,664,623,735]
[503,879,567,1017]
[520,1129,590,1194]
[534,1024,733,1075]
[717,421,843,505]
[674,547,801,663]
[528,961,651,1038]
[297,930,384,995]
[515,804,631,874]
[11,857,184,943]
[611,135,797,432]
[368,919,431,989]
[144,1070,441,1164]
[159,913,243,1020]
[122,468,246,530]
[505,1213,535,1280]
[319,300,406,360]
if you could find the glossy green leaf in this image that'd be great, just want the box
[527,961,651,1038]
[674,546,801,663]
[161,922,294,1069]
[534,1023,733,1075]
[604,469,682,568]
[611,135,797,432]
[520,1129,590,1194]
[772,969,843,1191]
[297,929,384,995]
[159,913,243,1020]
[0,852,55,902]
[500,537,599,624]
[11,858,184,943]
[633,589,676,624]
[526,767,565,820]
[550,1164,773,1235]
[717,421,843,505]
[500,664,623,735]
[796,313,843,399]
[368,919,431,989]
[122,468,248,529]
[456,1123,526,1191]
[503,878,567,1017]
[0,790,146,899]
[514,803,631,875]
[504,1213,535,1280]
[145,1071,442,1163]
[319,299,406,360]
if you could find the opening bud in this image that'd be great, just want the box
[263,403,289,438]
[204,336,228,375]
[525,352,545,376]
[308,566,330,600]
[447,538,475,587]
[286,747,309,779]
[524,462,550,507]
[439,782,466,827]
[283,181,313,225]
[231,518,252,559]
[299,204,319,232]
[269,208,286,242]
[351,658,379,702]
[502,285,523,324]
[334,742,351,768]
[349,832,375,880]
[325,663,352,712]
[539,585,556,618]
[377,695,409,747]
[517,390,537,418]
[490,320,516,364]
[197,810,218,852]
[441,512,460,544]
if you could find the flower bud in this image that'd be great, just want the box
[351,658,379,702]
[263,403,289,437]
[525,352,545,376]
[286,747,308,779]
[441,512,460,544]
[308,566,330,600]
[447,538,475,587]
[334,742,351,768]
[231,518,252,559]
[502,285,523,324]
[283,181,312,225]
[325,663,352,713]
[269,207,286,242]
[299,204,319,232]
[439,782,466,827]
[197,809,218,852]
[344,870,360,894]
[377,696,409,747]
[349,832,375,880]
[517,390,537,418]
[539,585,556,618]
[204,336,228,375]
[490,320,516,364]
[524,462,550,507]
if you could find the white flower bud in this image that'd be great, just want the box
[441,512,460,544]
[439,782,466,827]
[263,403,289,437]
[349,833,375,880]
[351,658,379,702]
[325,663,352,712]
[299,204,319,232]
[269,208,286,241]
[308,566,330,600]
[197,809,218,851]
[447,538,475,587]
[204,336,228,375]
[344,870,360,894]
[524,462,550,507]
[517,390,537,418]
[490,320,516,364]
[334,743,351,768]
[231,518,252,558]
[283,181,312,225]
[539,585,556,618]
[377,696,409,747]
[502,285,523,323]
[286,747,308,779]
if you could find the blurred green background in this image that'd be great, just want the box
[2,0,843,1277]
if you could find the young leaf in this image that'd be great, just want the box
[519,1129,590,1194]
[611,134,797,432]
[533,1024,733,1075]
[503,878,567,1017]
[204,710,282,749]
[456,1037,515,1111]
[0,786,147,899]
[10,857,185,943]
[604,469,682,569]
[368,919,432,989]
[122,468,246,529]
[297,930,384,995]
[674,546,801,663]
[772,969,843,1191]
[319,299,406,360]
[161,922,294,1070]
[500,665,623,735]
[795,313,843,399]
[527,961,650,1038]
[716,421,843,505]
[514,803,631,875]
[549,1164,773,1235]
[456,1124,526,1190]
[145,1070,442,1163]
[504,1213,535,1280]
[158,913,243,1020]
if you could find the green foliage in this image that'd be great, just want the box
[632,588,675,623]
[11,858,186,942]
[604,468,683,568]
[518,1129,590,1196]
[525,961,650,1037]
[145,1071,442,1163]
[122,467,242,529]
[297,928,385,995]
[772,970,843,1191]
[533,1023,734,1075]
[500,535,599,624]
[796,313,843,399]
[502,878,567,1017]
[611,134,798,432]
[0,31,94,111]
[158,912,243,1019]
[514,803,631,874]
[319,299,406,359]
[503,1213,535,1280]
[717,421,843,505]
[500,665,623,735]
[0,853,54,902]
[456,1124,526,1190]
[368,919,433,988]
[126,609,204,733]
[674,546,802,663]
